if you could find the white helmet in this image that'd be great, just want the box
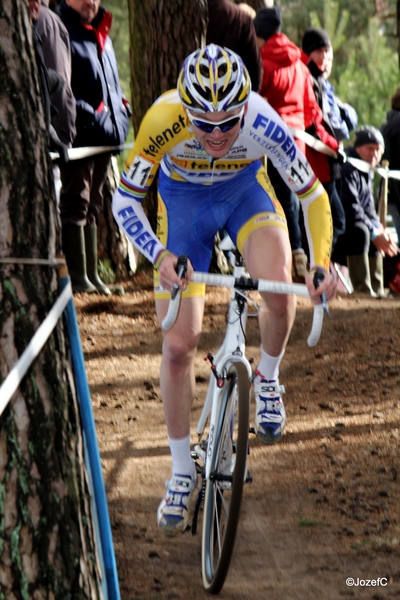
[177,44,251,113]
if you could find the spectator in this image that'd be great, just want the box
[323,46,358,143]
[56,0,130,295]
[28,0,70,165]
[381,84,400,244]
[206,0,262,92]
[33,0,76,202]
[301,28,346,253]
[254,8,339,281]
[35,0,76,149]
[337,126,398,296]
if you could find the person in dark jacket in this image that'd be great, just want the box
[56,0,130,295]
[35,0,76,148]
[206,0,262,92]
[301,28,346,254]
[381,85,400,244]
[338,126,398,296]
[33,0,76,202]
[323,46,358,143]
[29,0,70,165]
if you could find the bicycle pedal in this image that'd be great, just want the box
[245,470,253,484]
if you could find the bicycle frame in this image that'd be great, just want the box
[194,254,253,478]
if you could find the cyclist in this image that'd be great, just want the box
[112,44,336,537]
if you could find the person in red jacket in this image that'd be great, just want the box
[254,7,340,279]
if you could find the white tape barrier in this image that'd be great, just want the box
[0,282,73,416]
[290,128,338,158]
[53,134,400,181]
[50,142,134,162]
[289,128,400,181]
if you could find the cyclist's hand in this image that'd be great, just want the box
[158,252,194,292]
[305,269,336,305]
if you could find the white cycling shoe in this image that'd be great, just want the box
[157,471,197,537]
[254,375,286,445]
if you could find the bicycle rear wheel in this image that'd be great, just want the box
[201,361,250,593]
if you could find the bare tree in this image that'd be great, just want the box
[0,1,103,596]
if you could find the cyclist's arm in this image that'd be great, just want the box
[300,182,336,303]
[112,91,186,269]
[112,190,166,267]
[297,178,332,273]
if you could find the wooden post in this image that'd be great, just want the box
[378,159,390,226]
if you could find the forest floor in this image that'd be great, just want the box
[74,270,400,600]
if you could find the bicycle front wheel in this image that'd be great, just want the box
[201,361,250,594]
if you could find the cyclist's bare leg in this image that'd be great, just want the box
[155,296,205,440]
[155,296,204,535]
[243,225,294,443]
[242,226,296,358]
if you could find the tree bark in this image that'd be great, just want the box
[0,1,103,597]
[128,0,208,233]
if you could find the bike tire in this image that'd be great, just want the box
[201,361,250,593]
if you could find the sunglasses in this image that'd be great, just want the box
[187,107,244,133]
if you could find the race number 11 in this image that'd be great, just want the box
[126,156,153,187]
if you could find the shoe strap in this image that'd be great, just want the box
[255,375,285,395]
[261,399,282,412]
[167,474,195,492]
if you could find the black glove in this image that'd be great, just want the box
[336,148,347,164]
[49,125,69,164]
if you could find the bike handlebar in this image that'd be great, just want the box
[161,271,325,347]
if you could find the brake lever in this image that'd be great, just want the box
[171,255,188,300]
[313,271,329,316]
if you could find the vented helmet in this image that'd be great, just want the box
[177,44,251,113]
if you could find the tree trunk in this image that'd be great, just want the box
[128,0,208,234]
[0,1,103,597]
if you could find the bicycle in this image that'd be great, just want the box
[162,241,326,594]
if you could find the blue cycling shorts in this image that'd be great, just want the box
[154,160,287,298]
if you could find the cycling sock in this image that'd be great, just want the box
[257,347,285,381]
[169,434,194,478]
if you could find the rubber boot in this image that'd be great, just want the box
[84,225,111,296]
[62,225,97,293]
[347,254,377,297]
[292,248,308,283]
[369,255,386,298]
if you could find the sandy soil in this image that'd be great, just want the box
[74,272,400,600]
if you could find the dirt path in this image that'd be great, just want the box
[75,276,400,600]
